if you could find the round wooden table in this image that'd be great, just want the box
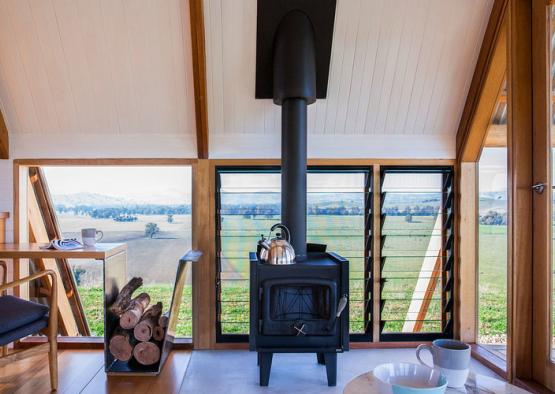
[343,371,530,393]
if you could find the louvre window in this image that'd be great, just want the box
[215,166,454,343]
[379,167,454,341]
[215,167,372,342]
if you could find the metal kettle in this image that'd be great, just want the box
[257,223,296,265]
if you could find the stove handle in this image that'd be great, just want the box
[336,294,348,317]
[326,294,348,332]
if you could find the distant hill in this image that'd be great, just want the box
[52,190,511,215]
[478,192,507,215]
[53,192,130,207]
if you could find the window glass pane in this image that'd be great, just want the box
[43,166,193,337]
[306,172,368,334]
[216,169,370,338]
[219,172,280,335]
[380,170,453,336]
[478,145,508,358]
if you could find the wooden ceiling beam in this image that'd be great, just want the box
[189,0,209,159]
[0,108,8,159]
[456,0,509,162]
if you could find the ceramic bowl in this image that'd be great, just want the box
[373,363,448,394]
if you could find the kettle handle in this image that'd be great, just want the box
[270,223,291,242]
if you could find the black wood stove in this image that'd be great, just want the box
[249,251,349,386]
[250,0,346,387]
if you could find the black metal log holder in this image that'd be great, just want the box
[103,250,201,375]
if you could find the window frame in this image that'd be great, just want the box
[12,159,197,345]
[214,165,373,343]
[379,165,455,342]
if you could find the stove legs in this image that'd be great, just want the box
[257,351,336,387]
[259,352,273,386]
[323,352,337,386]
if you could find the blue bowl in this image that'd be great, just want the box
[373,363,448,394]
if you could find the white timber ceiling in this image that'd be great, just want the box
[0,0,197,158]
[204,0,494,159]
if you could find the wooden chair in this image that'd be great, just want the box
[0,269,59,391]
[0,260,6,357]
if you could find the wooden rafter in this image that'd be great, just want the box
[456,0,508,162]
[0,107,8,159]
[189,0,209,159]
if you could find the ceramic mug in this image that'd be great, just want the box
[416,339,471,388]
[81,228,103,247]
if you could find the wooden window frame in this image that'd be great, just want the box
[456,0,510,377]
[457,0,555,390]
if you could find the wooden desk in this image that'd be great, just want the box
[0,243,127,260]
[0,243,127,337]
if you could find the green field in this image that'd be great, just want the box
[79,285,192,337]
[217,214,447,335]
[74,215,508,341]
[478,224,507,345]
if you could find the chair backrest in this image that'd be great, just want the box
[0,212,8,293]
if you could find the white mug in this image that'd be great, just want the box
[81,228,103,247]
[416,339,471,388]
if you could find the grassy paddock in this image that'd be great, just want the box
[74,218,510,341]
[478,224,507,345]
[79,285,192,337]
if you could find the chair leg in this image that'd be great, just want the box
[48,330,58,391]
[1,345,7,357]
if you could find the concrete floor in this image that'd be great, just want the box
[179,349,500,394]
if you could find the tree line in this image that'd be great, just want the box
[479,210,507,225]
[221,204,441,217]
[55,204,191,219]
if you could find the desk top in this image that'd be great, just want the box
[343,371,530,393]
[0,243,127,260]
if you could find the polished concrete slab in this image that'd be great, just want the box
[179,348,501,394]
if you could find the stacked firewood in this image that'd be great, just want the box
[108,277,169,365]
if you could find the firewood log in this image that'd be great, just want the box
[109,277,143,316]
[119,293,150,329]
[153,325,165,341]
[133,341,161,365]
[158,312,169,328]
[133,302,163,342]
[108,328,133,362]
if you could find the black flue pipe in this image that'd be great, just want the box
[281,98,308,257]
[273,10,316,258]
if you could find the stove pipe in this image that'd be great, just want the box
[273,10,316,258]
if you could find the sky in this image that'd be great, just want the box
[43,166,192,204]
[478,148,508,193]
[41,155,512,205]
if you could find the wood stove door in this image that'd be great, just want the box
[261,278,337,336]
